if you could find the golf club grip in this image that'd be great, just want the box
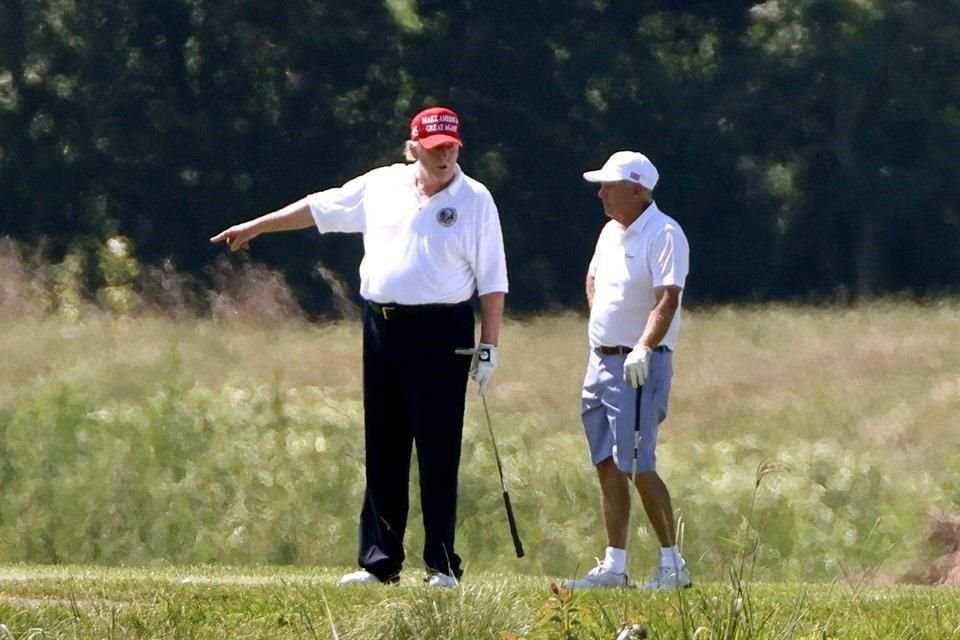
[502,491,525,558]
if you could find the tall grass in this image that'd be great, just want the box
[1,240,958,584]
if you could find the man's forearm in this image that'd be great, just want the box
[639,307,675,348]
[478,291,506,346]
[252,198,315,234]
[638,287,681,348]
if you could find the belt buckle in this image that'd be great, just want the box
[381,305,392,320]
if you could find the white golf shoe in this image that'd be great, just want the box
[637,565,693,590]
[338,569,383,585]
[426,573,458,588]
[562,561,631,589]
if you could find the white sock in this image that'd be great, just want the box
[603,547,627,573]
[660,546,683,569]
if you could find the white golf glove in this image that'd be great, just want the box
[456,343,497,396]
[623,345,652,388]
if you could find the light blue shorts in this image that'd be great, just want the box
[580,347,673,473]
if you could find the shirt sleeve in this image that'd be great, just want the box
[305,171,371,234]
[473,190,509,295]
[649,223,689,289]
[587,237,601,279]
[588,223,610,278]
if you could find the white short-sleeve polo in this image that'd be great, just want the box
[588,202,689,350]
[306,163,508,305]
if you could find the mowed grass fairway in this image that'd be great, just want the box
[0,565,959,638]
[1,303,959,637]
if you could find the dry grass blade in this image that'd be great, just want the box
[755,460,786,488]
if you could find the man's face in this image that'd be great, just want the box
[597,181,644,221]
[417,142,460,182]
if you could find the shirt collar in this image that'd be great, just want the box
[624,201,659,236]
[446,165,464,197]
[408,163,464,198]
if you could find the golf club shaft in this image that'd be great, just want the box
[482,394,525,558]
[481,394,507,488]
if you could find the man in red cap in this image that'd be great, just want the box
[211,107,508,587]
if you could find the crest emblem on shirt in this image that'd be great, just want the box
[436,207,458,227]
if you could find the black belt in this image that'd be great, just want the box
[367,300,460,320]
[595,345,670,355]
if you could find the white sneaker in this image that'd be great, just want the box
[426,573,458,588]
[637,565,693,590]
[562,561,631,589]
[338,569,382,585]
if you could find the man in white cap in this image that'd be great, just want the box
[563,151,692,590]
[211,106,508,588]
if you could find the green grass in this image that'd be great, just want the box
[0,565,958,639]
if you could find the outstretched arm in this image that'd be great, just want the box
[210,197,315,251]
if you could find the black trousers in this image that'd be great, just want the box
[357,300,474,580]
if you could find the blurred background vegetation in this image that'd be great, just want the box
[2,0,958,314]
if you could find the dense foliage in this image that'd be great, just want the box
[2,0,959,312]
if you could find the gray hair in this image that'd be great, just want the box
[404,140,420,162]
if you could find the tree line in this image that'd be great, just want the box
[1,0,958,314]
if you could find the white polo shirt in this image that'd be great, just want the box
[306,163,508,305]
[587,202,689,350]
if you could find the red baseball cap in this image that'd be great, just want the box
[409,106,463,149]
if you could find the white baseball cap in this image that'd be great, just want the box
[583,151,659,190]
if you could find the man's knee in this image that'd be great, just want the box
[632,470,666,493]
[595,456,619,474]
[596,457,630,490]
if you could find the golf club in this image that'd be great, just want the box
[455,346,524,558]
